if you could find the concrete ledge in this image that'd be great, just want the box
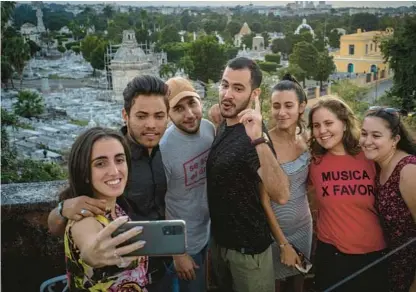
[1,180,68,291]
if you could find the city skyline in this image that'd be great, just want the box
[46,1,414,8]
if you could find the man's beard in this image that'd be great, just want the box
[173,119,201,135]
[220,95,251,119]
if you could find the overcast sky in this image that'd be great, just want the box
[47,1,414,8]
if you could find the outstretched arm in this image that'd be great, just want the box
[48,196,107,236]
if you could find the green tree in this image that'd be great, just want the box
[27,40,41,57]
[313,52,336,88]
[202,81,220,120]
[278,64,307,85]
[268,21,282,33]
[102,5,114,22]
[135,27,150,44]
[187,21,199,33]
[226,20,242,36]
[242,32,256,49]
[3,36,30,88]
[313,31,327,52]
[271,38,290,59]
[11,4,36,28]
[180,11,193,31]
[328,30,342,48]
[160,25,180,45]
[259,75,273,126]
[203,20,217,35]
[289,41,319,87]
[1,55,14,88]
[293,30,313,45]
[258,61,278,74]
[1,1,16,32]
[68,20,86,40]
[57,45,66,53]
[160,42,190,64]
[381,16,416,111]
[42,9,74,31]
[178,55,194,77]
[332,80,370,118]
[90,40,107,76]
[187,35,228,83]
[251,22,263,34]
[159,63,177,79]
[80,35,107,74]
[13,90,45,118]
[261,32,270,48]
[265,53,281,64]
[1,108,18,128]
[350,13,380,32]
[17,159,66,183]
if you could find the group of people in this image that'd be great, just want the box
[46,56,416,292]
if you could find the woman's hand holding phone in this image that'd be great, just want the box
[79,216,146,268]
[280,244,302,268]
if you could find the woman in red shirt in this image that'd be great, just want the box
[360,107,416,292]
[308,96,388,292]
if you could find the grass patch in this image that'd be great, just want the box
[69,119,88,126]
[18,123,35,130]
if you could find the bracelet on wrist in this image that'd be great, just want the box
[57,201,68,221]
[279,242,290,248]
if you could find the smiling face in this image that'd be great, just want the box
[90,138,128,200]
[170,96,203,134]
[311,107,346,154]
[271,90,305,130]
[360,116,399,162]
[219,67,259,122]
[122,94,168,149]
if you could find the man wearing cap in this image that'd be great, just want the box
[159,77,215,292]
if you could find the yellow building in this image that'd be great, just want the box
[331,28,394,76]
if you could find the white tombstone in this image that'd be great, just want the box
[41,77,50,93]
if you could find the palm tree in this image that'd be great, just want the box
[3,36,30,88]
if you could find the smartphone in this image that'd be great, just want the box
[112,220,187,257]
[292,245,313,274]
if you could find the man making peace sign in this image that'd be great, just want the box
[206,57,290,292]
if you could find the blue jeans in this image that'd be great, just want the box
[170,246,207,292]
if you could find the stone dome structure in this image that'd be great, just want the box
[112,30,148,63]
[109,30,166,101]
[294,19,315,38]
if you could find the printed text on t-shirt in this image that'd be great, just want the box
[183,149,210,188]
[320,170,375,196]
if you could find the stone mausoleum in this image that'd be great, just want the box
[110,30,167,101]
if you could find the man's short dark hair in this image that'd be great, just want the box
[123,75,169,115]
[226,57,263,89]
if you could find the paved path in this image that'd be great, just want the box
[365,79,393,104]
[10,78,107,91]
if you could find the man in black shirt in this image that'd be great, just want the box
[206,57,290,292]
[47,75,173,291]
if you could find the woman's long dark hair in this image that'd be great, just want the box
[365,109,416,155]
[59,127,131,201]
[272,73,308,134]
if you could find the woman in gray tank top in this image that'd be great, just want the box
[260,74,313,292]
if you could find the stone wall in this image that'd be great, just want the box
[1,180,68,291]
